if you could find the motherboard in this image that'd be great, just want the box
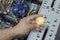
[0,0,41,28]
[0,0,42,40]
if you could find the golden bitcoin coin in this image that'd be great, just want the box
[36,17,44,25]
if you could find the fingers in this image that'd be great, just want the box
[30,20,36,24]
[29,17,44,31]
[34,24,44,31]
[35,27,41,31]
[31,21,44,31]
[27,14,43,20]
[23,14,44,31]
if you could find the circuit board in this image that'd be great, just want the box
[0,0,42,40]
[0,0,41,28]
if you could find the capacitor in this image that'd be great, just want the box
[36,17,44,25]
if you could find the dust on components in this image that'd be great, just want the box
[0,0,42,40]
[0,0,29,28]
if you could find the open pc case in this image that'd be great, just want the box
[0,0,60,40]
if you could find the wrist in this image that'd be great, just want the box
[12,25,23,37]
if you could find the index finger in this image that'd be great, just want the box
[27,14,43,20]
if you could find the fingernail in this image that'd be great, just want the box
[35,28,40,31]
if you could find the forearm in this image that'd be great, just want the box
[0,28,16,40]
[0,23,25,40]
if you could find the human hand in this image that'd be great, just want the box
[13,15,44,36]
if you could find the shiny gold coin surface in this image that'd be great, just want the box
[36,17,44,25]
